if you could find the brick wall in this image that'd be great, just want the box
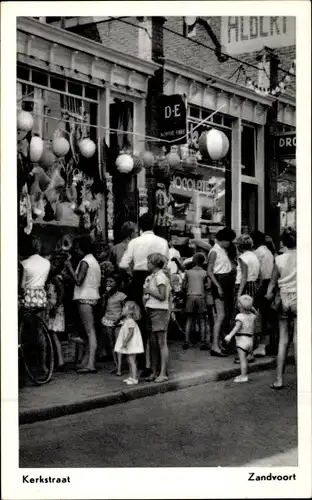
[68,17,140,58]
[163,17,296,99]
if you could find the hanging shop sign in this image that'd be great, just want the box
[274,132,296,159]
[221,16,296,55]
[171,175,215,195]
[160,94,187,142]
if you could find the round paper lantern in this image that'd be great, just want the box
[166,152,180,168]
[132,154,144,174]
[17,110,34,132]
[116,153,134,173]
[52,137,70,158]
[29,136,44,162]
[78,138,96,158]
[40,147,57,169]
[185,155,197,170]
[141,151,155,168]
[198,129,230,160]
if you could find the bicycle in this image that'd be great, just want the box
[18,307,54,385]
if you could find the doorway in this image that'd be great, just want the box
[241,183,258,234]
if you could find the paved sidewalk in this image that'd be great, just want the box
[19,342,289,424]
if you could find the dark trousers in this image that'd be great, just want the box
[127,270,150,370]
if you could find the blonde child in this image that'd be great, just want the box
[45,263,66,370]
[143,253,171,382]
[114,301,144,385]
[224,295,257,383]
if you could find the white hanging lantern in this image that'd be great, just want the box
[116,153,134,173]
[52,137,70,158]
[29,136,44,162]
[198,129,230,161]
[141,151,155,168]
[17,110,34,132]
[166,151,181,168]
[78,138,96,158]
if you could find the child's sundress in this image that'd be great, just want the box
[114,318,144,355]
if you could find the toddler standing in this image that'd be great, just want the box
[225,295,257,383]
[114,301,144,385]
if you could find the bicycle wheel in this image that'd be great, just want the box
[19,314,54,385]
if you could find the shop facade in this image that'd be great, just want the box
[17,16,158,249]
[162,59,277,243]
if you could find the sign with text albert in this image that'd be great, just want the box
[159,94,187,143]
[221,16,295,55]
[274,132,296,159]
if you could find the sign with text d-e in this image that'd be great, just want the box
[160,94,187,143]
[221,16,295,55]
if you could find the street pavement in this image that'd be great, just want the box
[19,342,291,423]
[19,370,297,468]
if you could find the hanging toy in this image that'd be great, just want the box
[29,136,44,163]
[31,166,51,191]
[43,198,55,222]
[44,165,65,204]
[52,137,70,158]
[30,177,45,218]
[55,201,79,226]
[17,110,34,132]
[78,138,96,158]
[40,147,57,170]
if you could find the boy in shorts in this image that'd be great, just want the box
[183,253,210,350]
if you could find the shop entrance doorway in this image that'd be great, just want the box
[241,183,258,234]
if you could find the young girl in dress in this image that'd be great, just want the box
[224,295,257,383]
[114,301,144,386]
[45,259,66,370]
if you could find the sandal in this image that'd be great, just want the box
[77,367,97,374]
[270,383,284,390]
[155,375,169,383]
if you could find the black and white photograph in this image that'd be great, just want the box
[1,2,311,499]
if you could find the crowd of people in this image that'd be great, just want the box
[18,212,297,389]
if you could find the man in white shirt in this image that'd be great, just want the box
[119,213,169,377]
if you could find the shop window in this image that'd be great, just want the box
[189,106,200,119]
[213,114,222,125]
[50,76,66,91]
[31,69,48,86]
[85,86,98,101]
[17,65,30,81]
[68,80,83,96]
[241,124,255,176]
[223,116,232,128]
[109,98,134,154]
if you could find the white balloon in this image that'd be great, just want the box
[79,138,96,158]
[116,154,134,173]
[199,129,230,161]
[17,110,34,132]
[29,136,44,162]
[52,137,70,157]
